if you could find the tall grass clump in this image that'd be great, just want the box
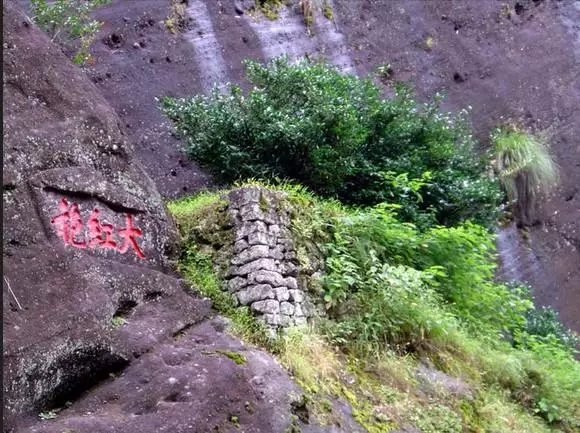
[492,125,558,225]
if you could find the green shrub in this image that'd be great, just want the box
[318,204,532,336]
[160,56,502,228]
[517,304,579,352]
[492,125,558,225]
[316,203,579,429]
[30,0,110,65]
[323,251,461,355]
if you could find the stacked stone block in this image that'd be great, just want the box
[225,187,315,328]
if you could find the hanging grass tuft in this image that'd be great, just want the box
[492,125,558,225]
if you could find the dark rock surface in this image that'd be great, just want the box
[14,319,314,433]
[2,3,363,432]
[2,0,209,427]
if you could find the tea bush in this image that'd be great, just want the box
[160,57,502,228]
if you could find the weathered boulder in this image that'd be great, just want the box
[13,319,323,433]
[2,0,210,427]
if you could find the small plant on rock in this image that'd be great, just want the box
[111,316,128,328]
[492,125,558,226]
[38,410,58,420]
[300,0,314,31]
[322,0,333,20]
[30,0,110,65]
[252,0,287,20]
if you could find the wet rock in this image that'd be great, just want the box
[13,321,341,433]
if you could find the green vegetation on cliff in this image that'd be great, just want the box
[164,54,575,433]
[492,125,559,225]
[30,0,110,65]
[168,183,579,433]
[161,56,502,229]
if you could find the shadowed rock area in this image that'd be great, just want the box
[2,2,364,432]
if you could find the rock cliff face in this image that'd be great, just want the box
[2,0,207,425]
[2,3,362,432]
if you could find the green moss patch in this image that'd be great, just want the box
[217,350,247,365]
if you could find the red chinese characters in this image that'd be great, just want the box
[51,199,87,249]
[50,198,146,259]
[117,214,145,259]
[87,208,117,250]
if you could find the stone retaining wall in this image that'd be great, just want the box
[224,187,322,328]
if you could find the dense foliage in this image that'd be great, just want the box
[163,53,574,433]
[160,57,502,228]
[316,202,579,430]
[320,205,533,340]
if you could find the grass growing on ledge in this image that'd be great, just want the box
[322,1,333,20]
[278,326,557,433]
[492,125,559,226]
[168,183,579,433]
[251,0,288,20]
[177,241,278,351]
